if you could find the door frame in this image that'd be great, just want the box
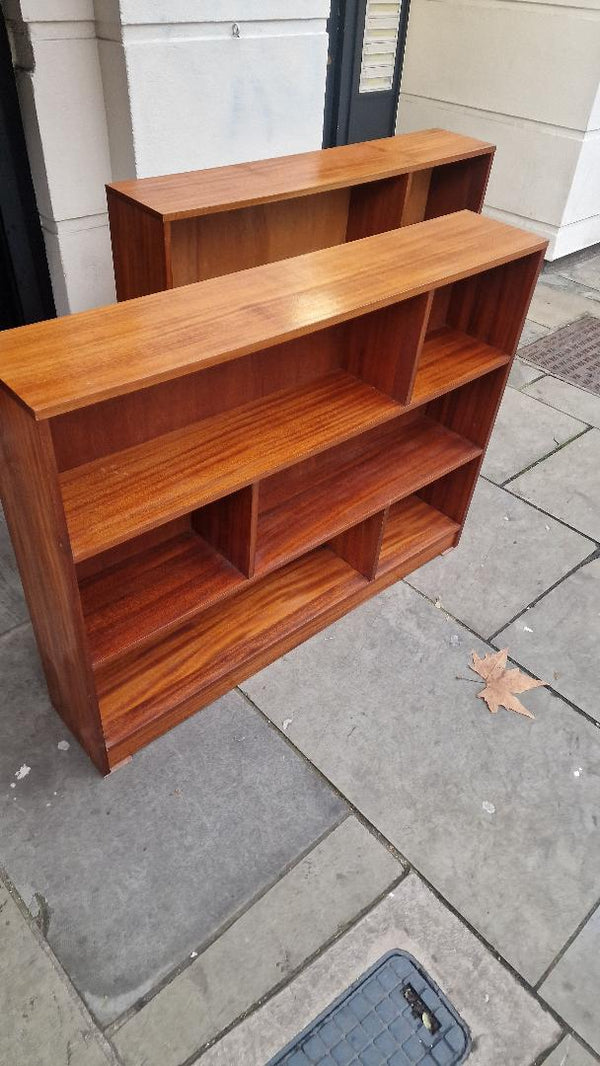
[0,14,55,328]
[323,0,411,149]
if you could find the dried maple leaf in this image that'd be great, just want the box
[470,648,546,719]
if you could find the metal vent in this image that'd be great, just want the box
[359,1,402,93]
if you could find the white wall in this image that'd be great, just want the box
[397,0,600,259]
[2,0,330,313]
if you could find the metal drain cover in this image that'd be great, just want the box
[266,951,471,1065]
[521,314,600,395]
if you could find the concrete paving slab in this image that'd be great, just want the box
[551,247,600,291]
[0,508,27,636]
[508,357,545,389]
[509,429,600,540]
[113,817,403,1066]
[0,879,116,1066]
[498,558,600,725]
[518,321,551,351]
[406,478,593,638]
[481,387,586,484]
[242,582,600,983]
[541,906,600,1055]
[524,375,600,429]
[195,875,560,1066]
[544,1035,600,1066]
[0,625,347,1026]
[527,274,600,330]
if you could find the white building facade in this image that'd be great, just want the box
[3,0,599,315]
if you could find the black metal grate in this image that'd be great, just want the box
[521,315,600,395]
[267,951,471,1065]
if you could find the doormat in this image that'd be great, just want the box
[266,950,471,1066]
[520,314,600,396]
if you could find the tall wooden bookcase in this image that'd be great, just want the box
[106,129,494,300]
[0,212,546,773]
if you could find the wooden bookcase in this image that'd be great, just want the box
[0,212,545,774]
[106,129,494,300]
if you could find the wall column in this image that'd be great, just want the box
[397,0,600,259]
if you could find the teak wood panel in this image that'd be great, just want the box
[108,130,494,221]
[0,390,108,773]
[0,212,545,420]
[169,189,351,286]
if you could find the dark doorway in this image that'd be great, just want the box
[0,14,54,329]
[323,0,410,148]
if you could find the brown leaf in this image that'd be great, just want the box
[470,649,546,719]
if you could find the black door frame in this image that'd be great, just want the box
[0,14,54,329]
[323,0,411,149]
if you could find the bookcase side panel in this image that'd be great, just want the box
[107,191,172,301]
[0,391,108,772]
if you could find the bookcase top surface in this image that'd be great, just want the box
[0,211,545,420]
[107,130,495,221]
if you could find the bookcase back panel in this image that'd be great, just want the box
[51,326,344,471]
[170,188,351,285]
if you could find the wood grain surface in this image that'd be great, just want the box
[0,212,545,419]
[107,130,494,221]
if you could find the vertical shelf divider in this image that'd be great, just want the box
[329,509,388,581]
[193,482,259,578]
[345,289,434,404]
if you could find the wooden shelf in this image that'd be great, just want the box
[378,496,460,577]
[256,417,480,575]
[412,327,509,405]
[80,531,244,666]
[96,547,367,761]
[61,371,402,562]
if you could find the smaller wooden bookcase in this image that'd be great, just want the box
[106,129,494,300]
[0,212,545,774]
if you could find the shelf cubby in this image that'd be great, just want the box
[106,130,494,299]
[0,211,546,772]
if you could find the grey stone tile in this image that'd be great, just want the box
[0,625,347,1026]
[242,582,600,983]
[527,274,600,330]
[113,817,402,1066]
[508,356,545,389]
[498,559,600,725]
[510,429,600,540]
[481,387,586,484]
[518,321,551,351]
[524,376,600,429]
[552,246,600,292]
[0,506,27,635]
[0,879,116,1066]
[541,906,600,1054]
[544,1035,600,1066]
[196,875,560,1066]
[406,478,593,638]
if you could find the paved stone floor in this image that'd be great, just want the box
[1,244,600,1066]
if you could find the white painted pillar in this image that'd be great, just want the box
[397,0,600,259]
[3,0,116,313]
